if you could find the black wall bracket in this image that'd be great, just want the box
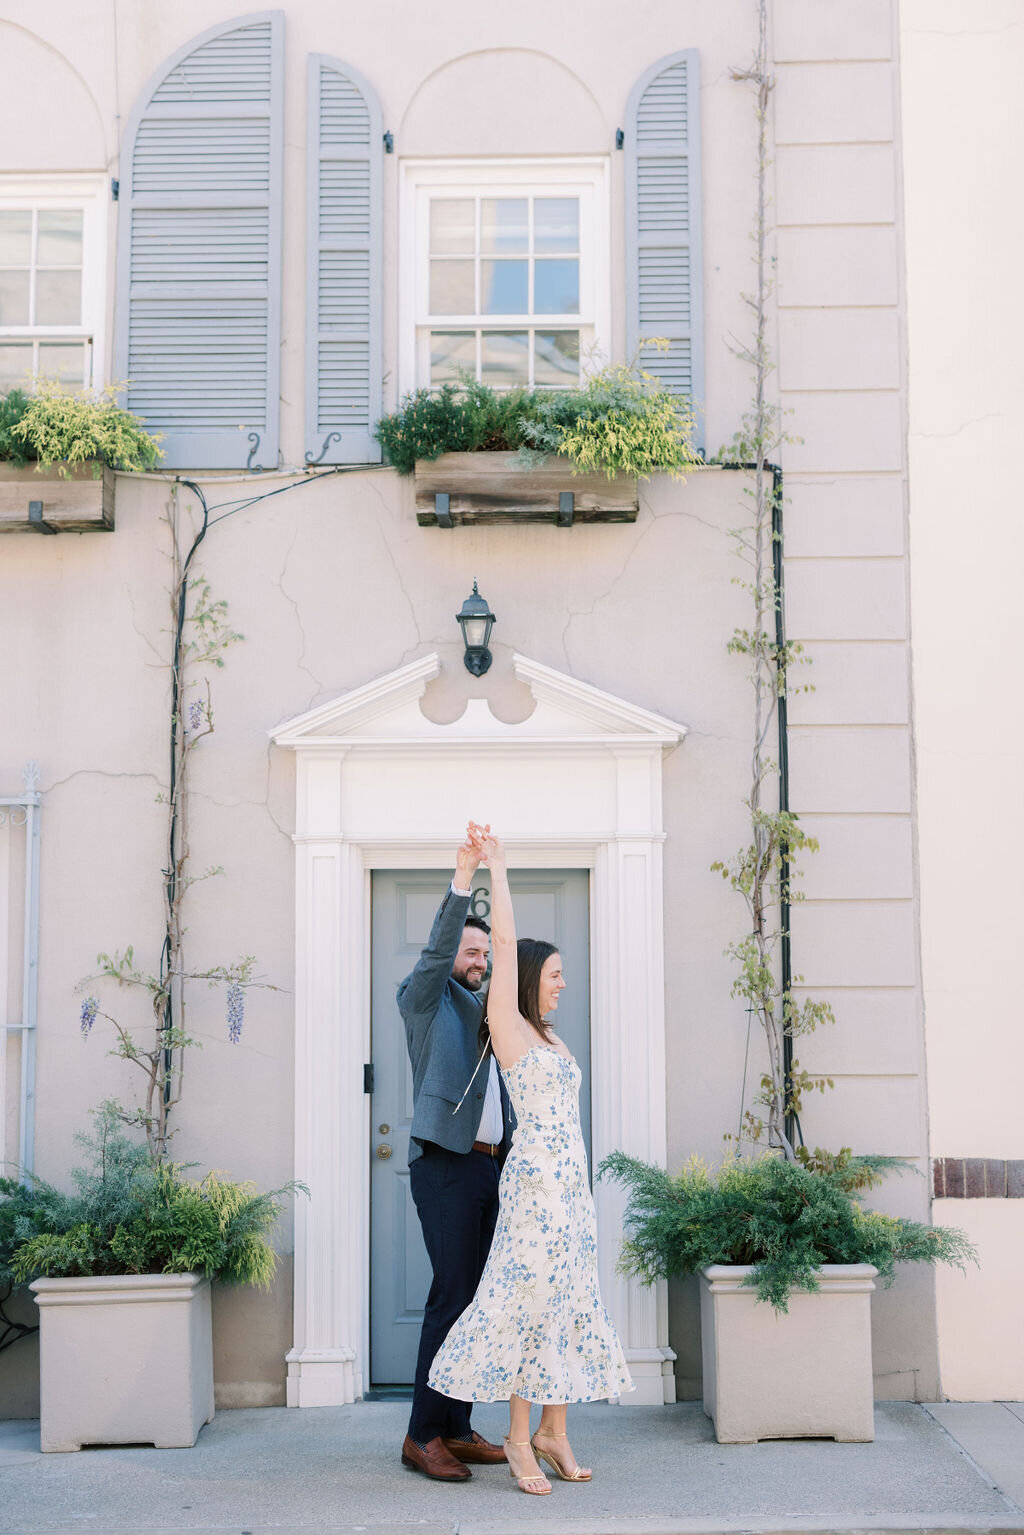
[28,500,57,535]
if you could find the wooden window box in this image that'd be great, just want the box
[0,463,115,534]
[413,452,638,528]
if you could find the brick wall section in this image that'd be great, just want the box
[933,1158,1024,1198]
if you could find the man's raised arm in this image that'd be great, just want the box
[397,837,481,1021]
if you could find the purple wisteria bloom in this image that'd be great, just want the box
[80,996,99,1038]
[188,700,204,731]
[226,982,245,1044]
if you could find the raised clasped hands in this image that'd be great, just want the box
[454,825,482,886]
[467,820,504,870]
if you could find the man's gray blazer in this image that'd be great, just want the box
[399,886,513,1163]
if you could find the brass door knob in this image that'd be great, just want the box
[376,1144,393,1161]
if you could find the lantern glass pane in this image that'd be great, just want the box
[463,616,489,648]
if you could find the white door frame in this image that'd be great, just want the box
[270,653,687,1408]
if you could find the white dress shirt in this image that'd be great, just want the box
[476,1054,503,1145]
[451,880,502,1144]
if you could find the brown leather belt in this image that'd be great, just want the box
[471,1140,501,1157]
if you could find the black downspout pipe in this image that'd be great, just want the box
[721,461,800,1151]
[770,464,800,1152]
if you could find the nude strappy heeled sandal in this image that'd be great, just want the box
[531,1430,593,1481]
[504,1436,552,1496]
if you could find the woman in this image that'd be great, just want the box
[428,824,632,1495]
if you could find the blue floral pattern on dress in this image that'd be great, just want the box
[428,1044,634,1404]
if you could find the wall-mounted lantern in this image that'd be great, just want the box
[456,581,496,676]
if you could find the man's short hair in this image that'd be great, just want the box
[464,915,490,936]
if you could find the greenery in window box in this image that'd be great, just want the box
[374,351,700,480]
[0,1104,304,1289]
[0,380,163,477]
[0,389,35,467]
[599,1149,977,1312]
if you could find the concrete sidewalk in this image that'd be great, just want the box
[1,1400,1023,1535]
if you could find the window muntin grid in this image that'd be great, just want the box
[0,206,90,392]
[422,192,588,389]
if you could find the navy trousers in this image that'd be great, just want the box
[408,1143,501,1444]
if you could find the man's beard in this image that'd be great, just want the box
[454,966,486,992]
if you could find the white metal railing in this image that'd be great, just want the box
[1,762,41,1178]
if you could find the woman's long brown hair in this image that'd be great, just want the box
[479,938,559,1049]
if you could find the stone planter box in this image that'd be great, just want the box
[413,451,638,527]
[700,1264,877,1444]
[31,1272,214,1451]
[0,463,115,533]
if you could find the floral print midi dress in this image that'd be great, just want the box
[428,1044,633,1404]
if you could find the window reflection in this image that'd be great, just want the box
[430,200,475,254]
[534,331,580,385]
[429,258,474,315]
[0,270,30,326]
[480,331,529,386]
[37,211,83,266]
[430,330,476,384]
[36,270,82,327]
[534,259,579,315]
[481,198,528,253]
[534,198,578,253]
[0,211,32,265]
[0,343,32,391]
[38,342,86,384]
[481,258,528,315]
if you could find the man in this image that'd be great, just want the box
[399,835,513,1482]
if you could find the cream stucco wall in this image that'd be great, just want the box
[0,0,953,1411]
[901,0,1024,1398]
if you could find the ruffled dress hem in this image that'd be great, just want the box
[428,1299,634,1404]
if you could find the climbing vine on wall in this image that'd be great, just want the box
[78,487,266,1159]
[713,0,835,1160]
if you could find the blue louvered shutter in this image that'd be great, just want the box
[625,49,705,453]
[305,56,383,465]
[114,12,284,470]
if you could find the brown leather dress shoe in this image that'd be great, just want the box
[401,1433,472,1481]
[442,1430,509,1464]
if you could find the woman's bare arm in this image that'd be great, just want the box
[470,825,534,1068]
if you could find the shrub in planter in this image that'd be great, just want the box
[0,380,162,477]
[0,388,34,467]
[1,1104,298,1288]
[602,1151,977,1443]
[599,1149,975,1311]
[374,355,700,481]
[1,1106,303,1451]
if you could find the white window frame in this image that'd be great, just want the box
[399,158,611,399]
[0,175,108,393]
